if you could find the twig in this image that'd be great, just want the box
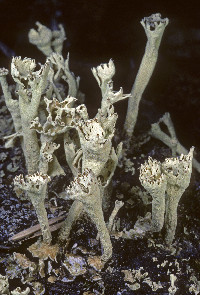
[10,214,66,241]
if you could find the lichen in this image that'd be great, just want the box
[140,147,194,245]
[0,13,197,287]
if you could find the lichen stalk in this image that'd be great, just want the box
[162,147,194,245]
[62,169,113,262]
[107,200,124,232]
[30,192,52,244]
[10,57,50,174]
[91,59,115,98]
[58,201,83,245]
[22,123,40,174]
[14,173,52,244]
[140,157,167,232]
[124,13,169,139]
[150,113,200,173]
[164,187,184,246]
[0,68,22,145]
[88,206,112,262]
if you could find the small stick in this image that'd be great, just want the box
[10,215,66,241]
[32,221,65,238]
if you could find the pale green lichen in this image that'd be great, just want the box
[92,59,115,97]
[124,13,169,140]
[63,169,112,262]
[140,147,194,245]
[0,274,9,295]
[0,274,30,295]
[107,200,124,232]
[140,157,167,232]
[1,12,197,268]
[57,61,127,245]
[28,22,66,56]
[150,112,200,173]
[14,172,52,244]
[10,56,50,174]
[11,287,30,295]
[163,147,194,245]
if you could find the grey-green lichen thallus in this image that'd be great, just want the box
[0,13,198,265]
[140,147,194,245]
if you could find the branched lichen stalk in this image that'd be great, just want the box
[48,53,79,98]
[91,59,115,98]
[0,68,22,136]
[28,22,66,56]
[92,61,130,117]
[63,53,79,98]
[39,141,60,175]
[11,57,50,174]
[150,113,200,173]
[59,100,122,244]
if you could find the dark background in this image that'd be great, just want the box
[1,0,200,149]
